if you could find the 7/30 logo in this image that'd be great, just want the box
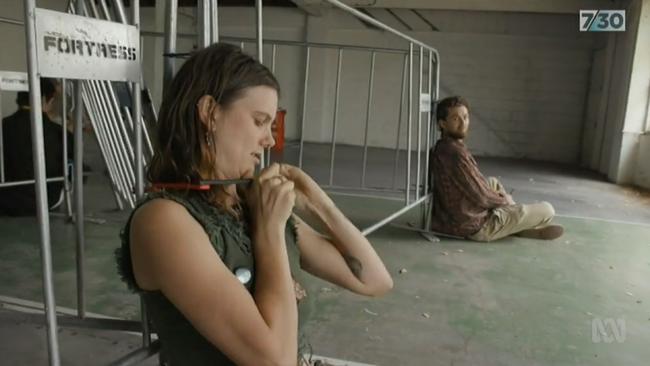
[580,10,626,32]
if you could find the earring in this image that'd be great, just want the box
[205,131,213,147]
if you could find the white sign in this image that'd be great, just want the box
[0,71,29,91]
[592,318,626,343]
[420,93,431,112]
[34,8,140,82]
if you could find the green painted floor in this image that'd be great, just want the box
[1,194,649,365]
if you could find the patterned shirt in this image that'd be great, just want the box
[429,136,509,237]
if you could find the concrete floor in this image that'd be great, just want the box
[1,142,649,365]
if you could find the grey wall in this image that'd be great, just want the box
[580,0,650,187]
[306,9,602,164]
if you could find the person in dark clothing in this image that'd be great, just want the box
[429,96,564,241]
[0,78,73,216]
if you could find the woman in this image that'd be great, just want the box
[116,43,393,366]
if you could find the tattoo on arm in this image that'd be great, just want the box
[343,254,363,280]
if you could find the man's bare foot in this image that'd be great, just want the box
[515,225,564,240]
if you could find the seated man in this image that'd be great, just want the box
[429,96,563,242]
[0,78,72,216]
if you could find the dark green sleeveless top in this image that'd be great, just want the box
[116,190,314,365]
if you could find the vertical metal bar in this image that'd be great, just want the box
[74,80,86,319]
[328,48,343,186]
[423,50,433,198]
[361,51,375,188]
[61,80,72,218]
[198,0,210,48]
[266,42,277,168]
[86,0,100,19]
[392,54,407,189]
[211,0,219,43]
[255,0,263,63]
[422,50,433,230]
[197,0,204,47]
[79,0,89,16]
[271,44,277,73]
[415,46,423,201]
[132,0,151,349]
[0,92,4,183]
[99,0,112,20]
[24,0,61,364]
[133,80,144,198]
[434,52,440,109]
[133,1,144,199]
[145,87,158,123]
[163,0,178,95]
[255,0,266,168]
[125,108,152,165]
[140,298,150,347]
[298,47,310,169]
[406,43,413,205]
[240,41,245,50]
[109,0,126,23]
[140,115,154,157]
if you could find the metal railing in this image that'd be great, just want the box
[322,0,439,234]
[242,5,439,235]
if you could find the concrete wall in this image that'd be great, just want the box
[580,0,650,186]
[331,9,599,163]
[636,135,650,188]
[630,0,650,189]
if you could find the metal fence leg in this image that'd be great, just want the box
[24,0,61,363]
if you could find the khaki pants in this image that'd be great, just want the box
[468,177,555,242]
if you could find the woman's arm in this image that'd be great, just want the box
[130,166,298,366]
[279,164,393,297]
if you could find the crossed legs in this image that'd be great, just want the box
[468,177,563,242]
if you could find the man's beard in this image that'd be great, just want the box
[445,130,467,139]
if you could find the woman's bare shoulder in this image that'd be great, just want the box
[129,197,209,290]
[132,197,190,225]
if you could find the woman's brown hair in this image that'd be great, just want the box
[147,43,279,211]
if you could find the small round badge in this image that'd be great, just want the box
[234,267,252,285]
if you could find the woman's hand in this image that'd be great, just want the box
[278,164,333,214]
[247,163,296,231]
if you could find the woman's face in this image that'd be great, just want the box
[210,85,278,179]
